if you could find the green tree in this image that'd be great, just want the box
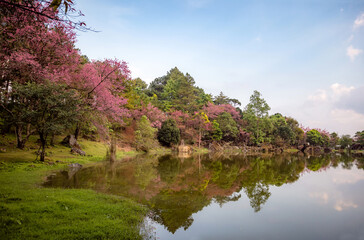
[270,113,294,145]
[306,129,323,146]
[244,90,270,118]
[321,133,330,147]
[211,120,223,141]
[243,90,271,145]
[135,115,158,152]
[216,112,239,141]
[195,87,212,107]
[123,78,149,110]
[10,82,79,161]
[147,75,168,99]
[162,68,198,112]
[330,132,339,147]
[354,130,364,145]
[213,91,241,107]
[339,135,353,148]
[157,119,180,147]
[286,117,304,145]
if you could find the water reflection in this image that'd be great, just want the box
[43,153,364,236]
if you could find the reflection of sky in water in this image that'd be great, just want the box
[152,165,364,240]
[43,154,364,240]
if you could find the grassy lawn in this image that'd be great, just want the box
[0,136,148,239]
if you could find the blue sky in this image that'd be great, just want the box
[74,0,364,135]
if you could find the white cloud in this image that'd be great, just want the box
[346,45,362,61]
[308,89,328,102]
[307,83,353,104]
[338,86,364,114]
[330,83,354,98]
[353,13,364,29]
[332,170,364,184]
[334,200,358,212]
[309,192,329,204]
[293,84,364,135]
[330,109,364,129]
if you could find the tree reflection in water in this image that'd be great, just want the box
[43,153,364,233]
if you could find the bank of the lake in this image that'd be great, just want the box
[0,136,148,240]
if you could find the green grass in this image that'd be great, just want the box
[0,135,148,239]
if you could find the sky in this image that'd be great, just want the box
[74,0,364,136]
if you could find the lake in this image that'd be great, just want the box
[44,153,364,240]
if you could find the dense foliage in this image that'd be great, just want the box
[0,0,362,155]
[157,119,181,147]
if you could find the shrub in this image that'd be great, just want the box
[306,129,323,146]
[157,119,180,147]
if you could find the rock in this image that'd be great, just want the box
[62,135,86,156]
[0,148,6,153]
[71,147,86,156]
[68,163,82,168]
[61,135,81,148]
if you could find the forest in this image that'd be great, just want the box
[1,1,363,160]
[1,1,364,240]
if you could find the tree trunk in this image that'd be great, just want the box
[16,124,35,149]
[109,136,116,162]
[15,125,26,149]
[50,134,55,146]
[39,132,47,162]
[74,123,80,140]
[256,118,260,145]
[198,128,201,148]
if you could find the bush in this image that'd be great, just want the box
[157,119,180,147]
[306,129,323,146]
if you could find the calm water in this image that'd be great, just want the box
[44,153,364,240]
